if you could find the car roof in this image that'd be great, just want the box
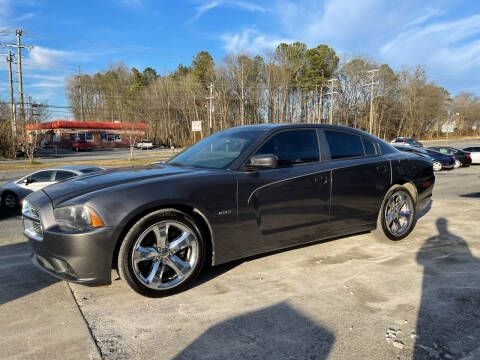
[232,123,375,136]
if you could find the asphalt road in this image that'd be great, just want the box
[0,165,479,359]
[0,148,179,164]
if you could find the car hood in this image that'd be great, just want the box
[41,164,206,207]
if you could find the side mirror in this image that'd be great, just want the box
[247,154,278,169]
[23,178,31,185]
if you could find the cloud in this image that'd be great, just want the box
[191,0,265,22]
[30,82,64,88]
[26,46,90,67]
[381,14,480,74]
[220,28,293,53]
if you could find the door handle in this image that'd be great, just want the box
[376,165,388,173]
[315,176,328,184]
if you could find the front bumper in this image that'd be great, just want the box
[23,190,116,286]
[28,226,115,286]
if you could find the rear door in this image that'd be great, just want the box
[322,130,390,233]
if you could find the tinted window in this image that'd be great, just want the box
[54,171,76,181]
[169,128,266,169]
[362,137,377,156]
[29,171,54,183]
[255,130,319,167]
[325,131,364,159]
[81,167,103,174]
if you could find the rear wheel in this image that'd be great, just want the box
[454,159,461,168]
[1,191,19,210]
[432,161,442,171]
[117,209,206,297]
[374,185,416,241]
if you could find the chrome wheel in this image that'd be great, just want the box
[131,221,199,290]
[384,190,413,237]
[432,161,442,171]
[3,193,18,208]
[454,159,461,168]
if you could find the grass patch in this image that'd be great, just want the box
[0,157,168,171]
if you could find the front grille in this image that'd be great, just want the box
[23,202,43,241]
[31,206,39,219]
[32,221,42,235]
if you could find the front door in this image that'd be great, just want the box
[236,129,331,255]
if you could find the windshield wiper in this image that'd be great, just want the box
[168,162,185,167]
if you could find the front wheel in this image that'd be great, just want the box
[374,186,416,241]
[117,209,206,297]
[1,191,19,210]
[432,161,442,171]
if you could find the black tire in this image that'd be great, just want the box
[374,185,416,241]
[117,209,207,297]
[454,159,461,168]
[432,161,442,172]
[1,191,19,210]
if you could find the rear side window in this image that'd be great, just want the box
[324,131,364,159]
[362,137,377,156]
[54,171,76,181]
[81,167,103,174]
[255,130,320,167]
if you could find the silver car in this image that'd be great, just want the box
[0,165,104,209]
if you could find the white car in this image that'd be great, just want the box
[0,165,104,209]
[136,139,153,150]
[462,146,480,164]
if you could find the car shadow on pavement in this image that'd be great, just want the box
[0,206,21,220]
[414,218,480,359]
[459,192,480,198]
[173,302,334,360]
[0,242,59,306]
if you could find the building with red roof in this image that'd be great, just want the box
[26,120,146,149]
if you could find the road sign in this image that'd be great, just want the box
[441,124,454,133]
[192,121,202,132]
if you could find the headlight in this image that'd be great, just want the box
[54,205,104,230]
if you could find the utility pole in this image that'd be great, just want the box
[7,51,16,140]
[78,66,84,121]
[366,69,379,134]
[327,78,338,125]
[2,29,33,130]
[206,82,214,135]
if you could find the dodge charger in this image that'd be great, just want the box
[22,124,434,297]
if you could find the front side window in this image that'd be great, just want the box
[255,130,320,167]
[29,171,55,183]
[324,130,364,159]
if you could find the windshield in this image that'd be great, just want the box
[168,128,266,169]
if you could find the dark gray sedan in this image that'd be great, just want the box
[22,124,434,297]
[1,165,104,209]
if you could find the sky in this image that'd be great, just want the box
[0,0,480,119]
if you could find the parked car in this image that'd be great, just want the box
[427,146,472,168]
[72,139,92,152]
[137,139,154,150]
[23,124,434,297]
[1,165,104,209]
[462,146,480,164]
[390,137,423,148]
[393,145,454,171]
[13,144,37,158]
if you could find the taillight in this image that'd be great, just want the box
[466,153,471,158]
